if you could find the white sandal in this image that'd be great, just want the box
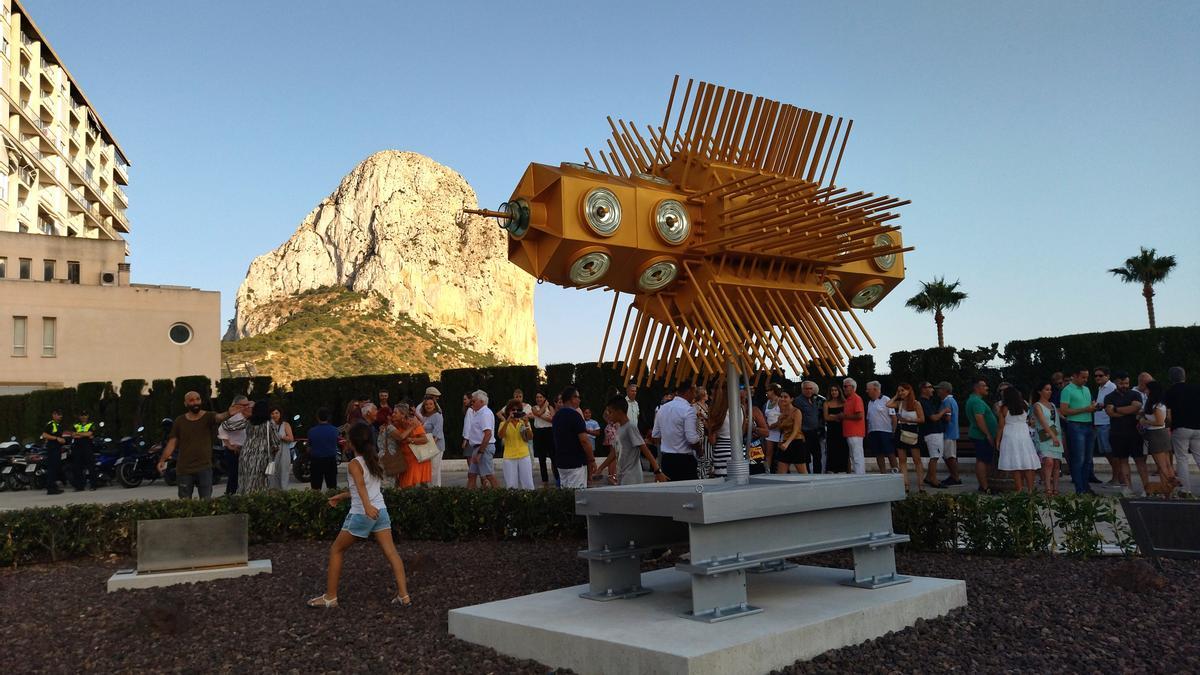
[391,593,412,607]
[307,594,338,608]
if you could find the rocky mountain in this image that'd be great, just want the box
[226,151,537,374]
[221,287,508,383]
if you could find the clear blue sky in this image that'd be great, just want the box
[30,0,1199,368]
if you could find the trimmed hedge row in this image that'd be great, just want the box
[0,487,585,566]
[0,488,1140,567]
[2,325,1196,447]
[1003,326,1200,390]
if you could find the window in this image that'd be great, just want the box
[0,256,5,278]
[67,261,79,284]
[43,259,55,281]
[18,257,30,279]
[169,322,193,345]
[42,317,55,357]
[12,316,25,356]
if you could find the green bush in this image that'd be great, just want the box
[0,487,585,566]
[144,380,175,443]
[0,394,27,441]
[215,377,252,410]
[118,379,146,436]
[1004,326,1200,391]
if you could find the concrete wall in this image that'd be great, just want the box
[1,281,220,389]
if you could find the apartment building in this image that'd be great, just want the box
[0,0,218,394]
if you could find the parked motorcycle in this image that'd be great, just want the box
[288,415,314,483]
[0,437,22,492]
[115,427,158,488]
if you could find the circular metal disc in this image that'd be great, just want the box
[654,200,690,245]
[569,251,612,285]
[638,259,679,292]
[583,188,622,236]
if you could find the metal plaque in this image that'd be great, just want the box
[136,514,249,573]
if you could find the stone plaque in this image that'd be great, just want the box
[137,514,249,573]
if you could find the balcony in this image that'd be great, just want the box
[20,33,33,48]
[19,65,30,82]
[110,202,129,230]
[113,186,128,205]
[69,185,86,208]
[114,162,128,185]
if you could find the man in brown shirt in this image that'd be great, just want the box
[157,391,242,499]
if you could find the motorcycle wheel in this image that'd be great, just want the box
[293,459,311,484]
[117,463,142,488]
[32,474,46,490]
[163,468,177,486]
[7,474,24,491]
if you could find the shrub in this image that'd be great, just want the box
[118,379,147,436]
[0,487,586,566]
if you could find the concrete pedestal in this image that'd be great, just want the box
[450,564,965,675]
[107,559,272,592]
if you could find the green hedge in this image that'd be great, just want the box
[0,488,1143,567]
[891,491,1133,557]
[1003,326,1200,389]
[0,487,585,566]
[118,379,146,436]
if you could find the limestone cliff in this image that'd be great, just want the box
[226,151,537,366]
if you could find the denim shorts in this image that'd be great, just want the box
[342,508,391,539]
[468,443,495,475]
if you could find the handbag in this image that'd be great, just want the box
[381,448,408,475]
[898,427,919,446]
[410,434,440,462]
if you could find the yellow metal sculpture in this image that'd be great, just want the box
[467,76,911,385]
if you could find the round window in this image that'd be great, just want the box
[169,323,193,345]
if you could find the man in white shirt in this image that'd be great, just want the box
[650,382,701,480]
[1092,366,1119,486]
[464,390,497,489]
[865,381,897,474]
[625,383,641,432]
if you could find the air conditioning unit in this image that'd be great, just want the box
[100,271,116,286]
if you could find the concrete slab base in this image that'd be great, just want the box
[449,565,966,675]
[107,559,272,592]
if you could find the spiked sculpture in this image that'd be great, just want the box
[467,75,911,385]
[449,79,939,637]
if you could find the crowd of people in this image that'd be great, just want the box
[474,365,1200,497]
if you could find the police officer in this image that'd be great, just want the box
[71,411,97,491]
[40,409,67,495]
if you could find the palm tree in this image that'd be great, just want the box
[905,277,968,348]
[1108,247,1177,329]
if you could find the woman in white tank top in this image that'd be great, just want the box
[308,424,412,609]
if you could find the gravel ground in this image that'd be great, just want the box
[2,540,1198,674]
